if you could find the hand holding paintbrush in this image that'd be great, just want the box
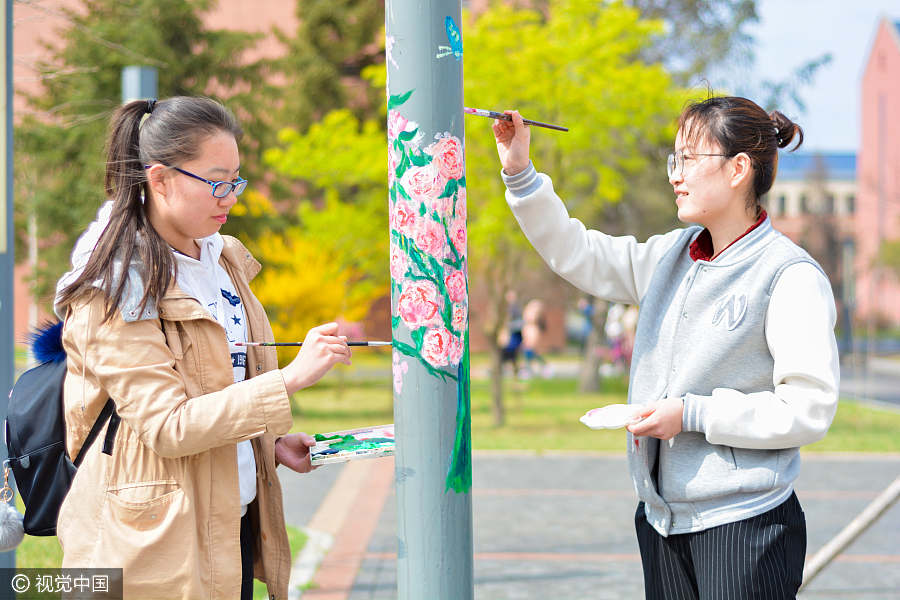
[277,322,353,394]
[492,110,535,177]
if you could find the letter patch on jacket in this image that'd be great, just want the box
[712,294,747,330]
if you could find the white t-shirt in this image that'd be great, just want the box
[173,234,256,517]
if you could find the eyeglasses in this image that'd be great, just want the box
[666,150,731,178]
[145,164,248,198]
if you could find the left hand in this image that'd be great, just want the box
[627,397,684,440]
[274,433,318,473]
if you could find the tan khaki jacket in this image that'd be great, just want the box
[58,236,293,599]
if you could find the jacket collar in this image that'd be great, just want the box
[219,235,262,282]
[688,211,773,265]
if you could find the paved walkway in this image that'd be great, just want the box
[279,452,900,599]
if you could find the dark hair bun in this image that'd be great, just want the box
[769,110,804,150]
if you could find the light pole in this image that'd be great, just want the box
[121,66,157,104]
[0,0,15,572]
[386,1,474,598]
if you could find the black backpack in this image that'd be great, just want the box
[5,321,119,536]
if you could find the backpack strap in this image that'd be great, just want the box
[73,398,117,467]
[102,410,121,456]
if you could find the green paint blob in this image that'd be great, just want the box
[327,435,394,452]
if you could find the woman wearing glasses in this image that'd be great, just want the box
[54,96,351,599]
[493,96,838,599]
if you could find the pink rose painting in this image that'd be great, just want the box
[454,187,466,221]
[392,350,409,394]
[388,88,470,493]
[427,135,465,180]
[398,280,441,329]
[444,269,466,303]
[388,145,401,185]
[388,109,414,141]
[447,334,464,367]
[421,327,453,368]
[388,90,468,379]
[390,200,417,236]
[400,163,446,205]
[390,243,409,280]
[451,302,467,332]
[449,219,466,256]
[413,217,447,260]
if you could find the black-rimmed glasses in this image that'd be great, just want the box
[144,164,248,198]
[666,150,731,178]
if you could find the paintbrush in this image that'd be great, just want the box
[235,341,392,347]
[464,106,568,132]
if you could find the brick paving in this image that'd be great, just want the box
[280,452,900,599]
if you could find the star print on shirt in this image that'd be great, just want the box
[232,315,241,325]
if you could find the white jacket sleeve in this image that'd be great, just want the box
[504,164,684,304]
[682,262,840,449]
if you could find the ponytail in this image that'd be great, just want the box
[769,110,803,150]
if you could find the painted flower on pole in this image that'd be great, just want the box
[388,89,470,493]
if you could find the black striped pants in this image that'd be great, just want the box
[635,492,806,600]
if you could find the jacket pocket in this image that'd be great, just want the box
[101,480,200,596]
[106,480,185,532]
[732,448,778,493]
[659,433,742,502]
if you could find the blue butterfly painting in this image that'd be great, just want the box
[436,16,462,61]
[221,288,242,307]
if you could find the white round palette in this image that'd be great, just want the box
[579,404,645,430]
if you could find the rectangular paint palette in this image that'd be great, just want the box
[310,424,396,466]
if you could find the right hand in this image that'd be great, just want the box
[282,322,351,394]
[493,110,531,176]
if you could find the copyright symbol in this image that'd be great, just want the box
[10,573,30,592]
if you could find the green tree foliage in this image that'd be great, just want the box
[879,239,900,282]
[249,110,388,356]
[268,0,384,134]
[627,0,759,80]
[16,0,264,305]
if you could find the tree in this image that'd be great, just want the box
[879,238,900,282]
[267,0,384,136]
[627,0,759,80]
[15,0,265,305]
[249,110,389,361]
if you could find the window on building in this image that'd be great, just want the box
[800,193,809,214]
[777,194,786,216]
[824,193,835,215]
[846,194,855,214]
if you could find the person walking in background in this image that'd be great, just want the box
[499,289,524,376]
[621,304,639,367]
[604,302,627,373]
[521,298,551,378]
[53,96,351,599]
[577,296,595,352]
[492,95,839,599]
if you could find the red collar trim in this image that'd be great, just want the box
[688,210,767,262]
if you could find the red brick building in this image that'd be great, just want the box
[854,17,900,325]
